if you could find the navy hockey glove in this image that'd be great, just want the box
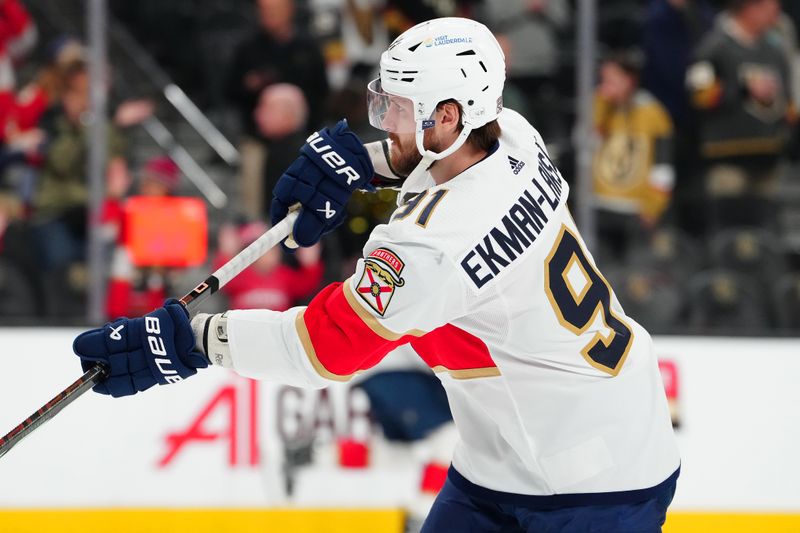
[72,299,209,398]
[271,120,374,248]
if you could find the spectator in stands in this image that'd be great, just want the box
[32,60,127,269]
[769,8,800,133]
[0,189,19,254]
[687,0,794,232]
[771,7,800,170]
[31,60,127,314]
[643,0,715,130]
[593,50,675,262]
[226,0,329,220]
[0,189,42,315]
[0,0,36,144]
[213,220,323,311]
[478,0,570,137]
[103,156,179,319]
[307,0,389,89]
[642,0,715,234]
[8,37,84,141]
[0,37,82,205]
[253,82,308,220]
[4,36,150,210]
[340,0,389,82]
[383,0,478,37]
[0,119,42,185]
[0,0,38,202]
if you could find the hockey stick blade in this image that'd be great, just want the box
[0,211,298,460]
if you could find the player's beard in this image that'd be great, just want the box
[388,130,443,176]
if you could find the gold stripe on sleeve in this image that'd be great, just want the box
[431,365,502,379]
[294,310,355,382]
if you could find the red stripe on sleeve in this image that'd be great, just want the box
[300,282,417,377]
[411,324,498,375]
[300,282,499,380]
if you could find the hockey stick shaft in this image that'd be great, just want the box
[0,364,106,460]
[0,211,298,460]
[179,210,298,313]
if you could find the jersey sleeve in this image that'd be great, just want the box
[224,229,469,387]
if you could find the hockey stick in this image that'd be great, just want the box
[0,211,299,460]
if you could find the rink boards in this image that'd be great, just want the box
[0,329,798,532]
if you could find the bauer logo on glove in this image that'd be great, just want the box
[306,130,362,187]
[271,120,375,248]
[143,315,184,384]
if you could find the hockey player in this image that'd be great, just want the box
[73,18,680,532]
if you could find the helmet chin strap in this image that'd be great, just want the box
[402,124,474,194]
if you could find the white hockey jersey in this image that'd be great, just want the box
[224,109,680,505]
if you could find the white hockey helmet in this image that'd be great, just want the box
[367,17,506,161]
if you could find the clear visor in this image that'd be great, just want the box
[367,78,420,134]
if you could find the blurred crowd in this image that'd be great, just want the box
[0,0,799,335]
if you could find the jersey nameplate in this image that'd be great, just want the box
[460,147,564,289]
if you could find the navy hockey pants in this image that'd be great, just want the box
[420,473,677,533]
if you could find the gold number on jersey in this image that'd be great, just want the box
[391,189,449,228]
[544,225,633,376]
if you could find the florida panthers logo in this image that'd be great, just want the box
[356,248,406,316]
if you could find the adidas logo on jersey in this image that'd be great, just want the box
[508,156,525,175]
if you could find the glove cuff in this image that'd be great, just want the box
[191,313,212,355]
[192,312,233,368]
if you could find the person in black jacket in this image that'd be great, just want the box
[686,0,793,233]
[226,0,329,220]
